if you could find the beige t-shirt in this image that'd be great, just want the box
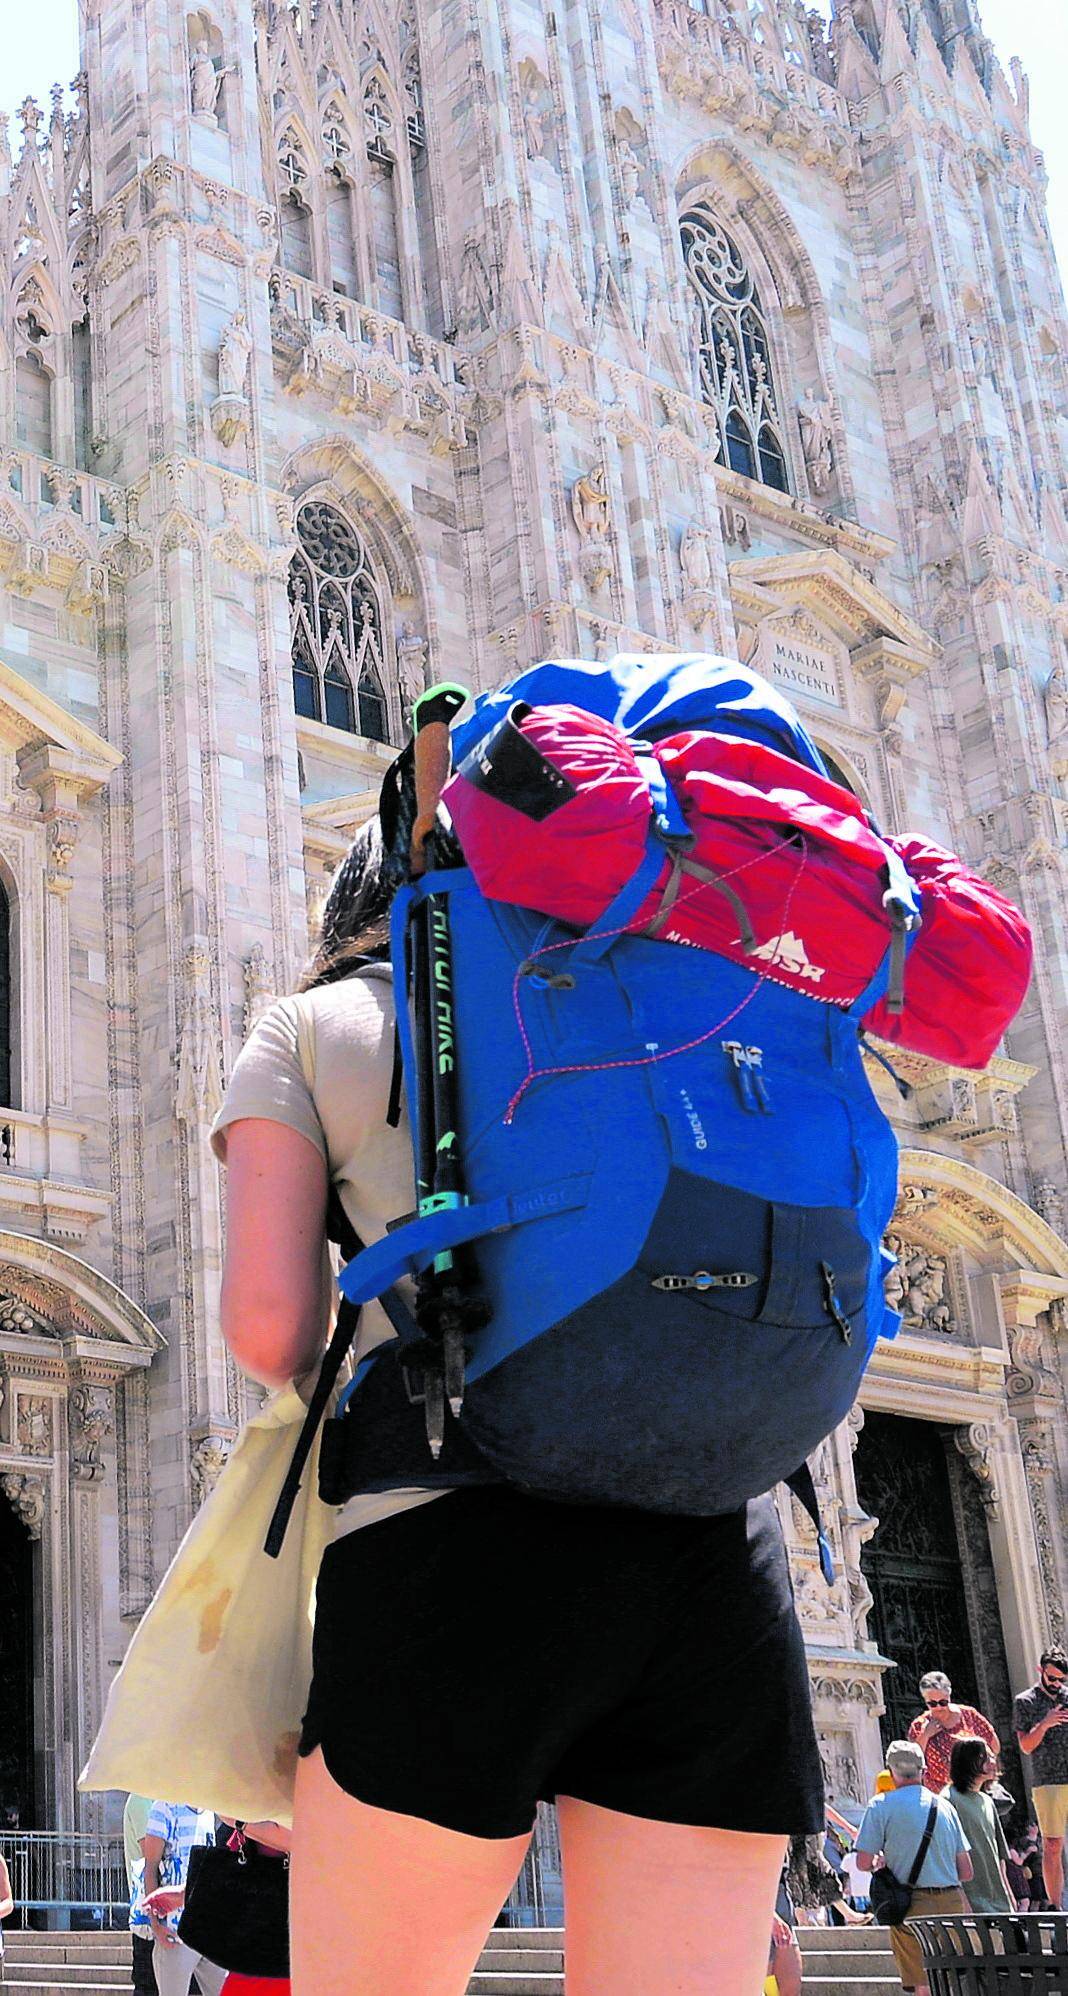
[210,967,449,1540]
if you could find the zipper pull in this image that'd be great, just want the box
[745,1045,772,1114]
[820,1262,852,1345]
[722,1039,757,1111]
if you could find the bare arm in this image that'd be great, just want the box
[855,1850,875,1874]
[221,1120,330,1390]
[956,1850,974,1884]
[1017,1709,1068,1756]
[0,1853,13,1920]
[140,1834,178,1949]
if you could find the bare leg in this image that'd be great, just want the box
[557,1793,786,1995]
[290,1746,533,1996]
[1042,1833,1064,1910]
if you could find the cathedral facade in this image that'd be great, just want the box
[0,0,1067,1842]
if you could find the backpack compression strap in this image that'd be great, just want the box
[786,1462,835,1585]
[263,1191,420,1560]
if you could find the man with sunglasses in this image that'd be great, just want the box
[907,1673,1000,1794]
[1014,1647,1068,1908]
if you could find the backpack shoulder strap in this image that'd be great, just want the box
[906,1797,940,1888]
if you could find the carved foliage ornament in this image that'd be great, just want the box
[69,1383,112,1483]
[1,1471,46,1539]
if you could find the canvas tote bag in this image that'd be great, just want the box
[79,1365,336,1826]
[81,1003,339,1826]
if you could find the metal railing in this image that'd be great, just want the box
[497,1806,564,1929]
[0,1832,128,1928]
[3,1813,563,1933]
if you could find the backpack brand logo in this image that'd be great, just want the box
[750,930,825,982]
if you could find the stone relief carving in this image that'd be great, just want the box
[570,465,613,595]
[242,944,274,1041]
[1032,1177,1066,1237]
[883,1237,955,1336]
[719,504,752,551]
[0,1300,41,1337]
[1043,659,1068,750]
[69,1384,112,1483]
[211,311,253,447]
[1019,1419,1066,1643]
[1,1471,47,1539]
[816,1728,864,1804]
[190,1432,232,1504]
[175,944,223,1127]
[797,394,835,496]
[15,1395,52,1456]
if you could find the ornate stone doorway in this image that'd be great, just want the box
[854,1411,1013,1761]
[0,1491,35,1826]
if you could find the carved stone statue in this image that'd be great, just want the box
[190,40,230,120]
[969,319,993,381]
[211,311,253,446]
[617,138,642,208]
[798,393,834,496]
[1043,658,1068,747]
[397,624,429,715]
[570,464,613,595]
[679,523,714,592]
[521,70,547,160]
[218,310,253,400]
[571,463,610,542]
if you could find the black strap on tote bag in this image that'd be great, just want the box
[868,1798,940,1927]
[177,1826,289,1978]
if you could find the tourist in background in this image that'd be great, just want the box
[1014,1646,1068,1909]
[946,1738,1014,1914]
[123,1794,158,1996]
[854,1739,972,1996]
[136,1802,225,1996]
[907,1672,1000,1793]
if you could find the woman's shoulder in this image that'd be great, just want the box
[290,967,395,1046]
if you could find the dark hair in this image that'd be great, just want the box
[950,1736,992,1792]
[1041,1647,1068,1674]
[299,817,392,990]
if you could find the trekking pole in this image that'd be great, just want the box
[408,683,488,1456]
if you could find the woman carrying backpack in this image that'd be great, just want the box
[214,658,1031,1996]
[214,810,825,1996]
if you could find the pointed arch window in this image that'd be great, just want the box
[288,502,391,743]
[680,206,789,494]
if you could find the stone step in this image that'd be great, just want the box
[798,1927,893,1952]
[0,1923,906,1996]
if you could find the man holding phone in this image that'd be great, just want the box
[1014,1647,1068,1908]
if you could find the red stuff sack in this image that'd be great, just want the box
[863,834,1032,1068]
[444,701,1032,1068]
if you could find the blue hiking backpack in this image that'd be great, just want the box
[268,656,912,1565]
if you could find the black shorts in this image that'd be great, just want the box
[299,1486,824,1840]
